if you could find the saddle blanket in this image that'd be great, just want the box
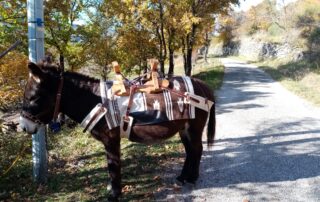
[100,76,195,130]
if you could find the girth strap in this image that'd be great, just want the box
[162,87,214,112]
[120,85,137,138]
[81,103,107,133]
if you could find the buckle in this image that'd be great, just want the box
[120,116,133,138]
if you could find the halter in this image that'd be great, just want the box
[21,71,64,133]
[20,110,45,125]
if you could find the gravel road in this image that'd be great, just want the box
[156,58,320,202]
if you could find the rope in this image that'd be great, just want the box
[0,139,28,177]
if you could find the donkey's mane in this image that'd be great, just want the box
[41,62,100,85]
[63,71,100,92]
[64,71,99,83]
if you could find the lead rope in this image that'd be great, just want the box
[0,136,29,177]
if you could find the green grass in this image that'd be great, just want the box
[0,127,184,201]
[258,59,320,106]
[0,57,224,201]
[192,58,225,90]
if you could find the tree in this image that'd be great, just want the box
[178,0,240,76]
[0,0,28,53]
[103,0,159,75]
[0,50,28,111]
[0,1,28,111]
[44,0,88,71]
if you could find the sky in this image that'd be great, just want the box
[235,0,298,11]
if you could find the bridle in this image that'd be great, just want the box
[21,71,64,127]
[20,110,45,125]
[52,72,64,123]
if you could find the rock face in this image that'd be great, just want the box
[209,36,304,61]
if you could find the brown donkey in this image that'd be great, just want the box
[20,62,216,201]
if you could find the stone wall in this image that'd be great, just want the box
[209,36,304,61]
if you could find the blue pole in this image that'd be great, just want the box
[27,0,47,184]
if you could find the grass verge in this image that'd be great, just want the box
[257,59,320,106]
[0,127,184,201]
[230,56,320,106]
[192,58,225,90]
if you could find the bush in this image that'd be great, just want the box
[308,27,320,49]
[0,51,28,111]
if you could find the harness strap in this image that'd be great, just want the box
[162,87,214,112]
[119,85,137,138]
[124,85,138,119]
[81,103,107,133]
[52,74,64,122]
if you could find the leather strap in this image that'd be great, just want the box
[81,103,107,133]
[163,87,214,112]
[52,74,64,122]
[124,85,137,119]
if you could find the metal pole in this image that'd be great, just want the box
[27,0,47,184]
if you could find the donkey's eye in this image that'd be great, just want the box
[30,99,37,106]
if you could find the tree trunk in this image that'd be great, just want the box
[168,48,174,78]
[156,27,165,75]
[158,59,164,77]
[181,37,187,73]
[186,47,193,76]
[204,32,210,63]
[159,0,166,75]
[59,54,65,71]
[185,24,197,76]
[167,28,175,78]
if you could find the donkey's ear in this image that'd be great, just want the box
[28,61,44,77]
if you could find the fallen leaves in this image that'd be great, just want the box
[122,185,134,193]
[153,175,161,180]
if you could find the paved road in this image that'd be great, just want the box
[157,58,320,202]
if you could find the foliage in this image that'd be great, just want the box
[1,0,239,77]
[103,0,239,76]
[218,0,320,60]
[218,15,237,45]
[0,51,28,111]
[0,0,28,53]
[308,28,320,50]
[44,0,90,71]
[193,58,225,90]
[294,0,320,56]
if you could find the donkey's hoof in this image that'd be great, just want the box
[176,176,185,185]
[185,179,196,185]
[184,181,196,190]
[108,195,119,202]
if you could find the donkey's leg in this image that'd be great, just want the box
[177,128,191,184]
[102,131,122,201]
[186,125,203,184]
[178,122,204,184]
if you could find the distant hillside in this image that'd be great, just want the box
[211,0,320,62]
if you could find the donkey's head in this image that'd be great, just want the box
[20,62,61,134]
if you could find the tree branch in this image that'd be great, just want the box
[0,41,21,59]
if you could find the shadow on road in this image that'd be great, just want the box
[156,118,320,201]
[216,66,273,115]
[199,118,320,187]
[156,60,320,201]
[155,113,320,201]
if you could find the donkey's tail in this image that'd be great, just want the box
[207,99,216,146]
